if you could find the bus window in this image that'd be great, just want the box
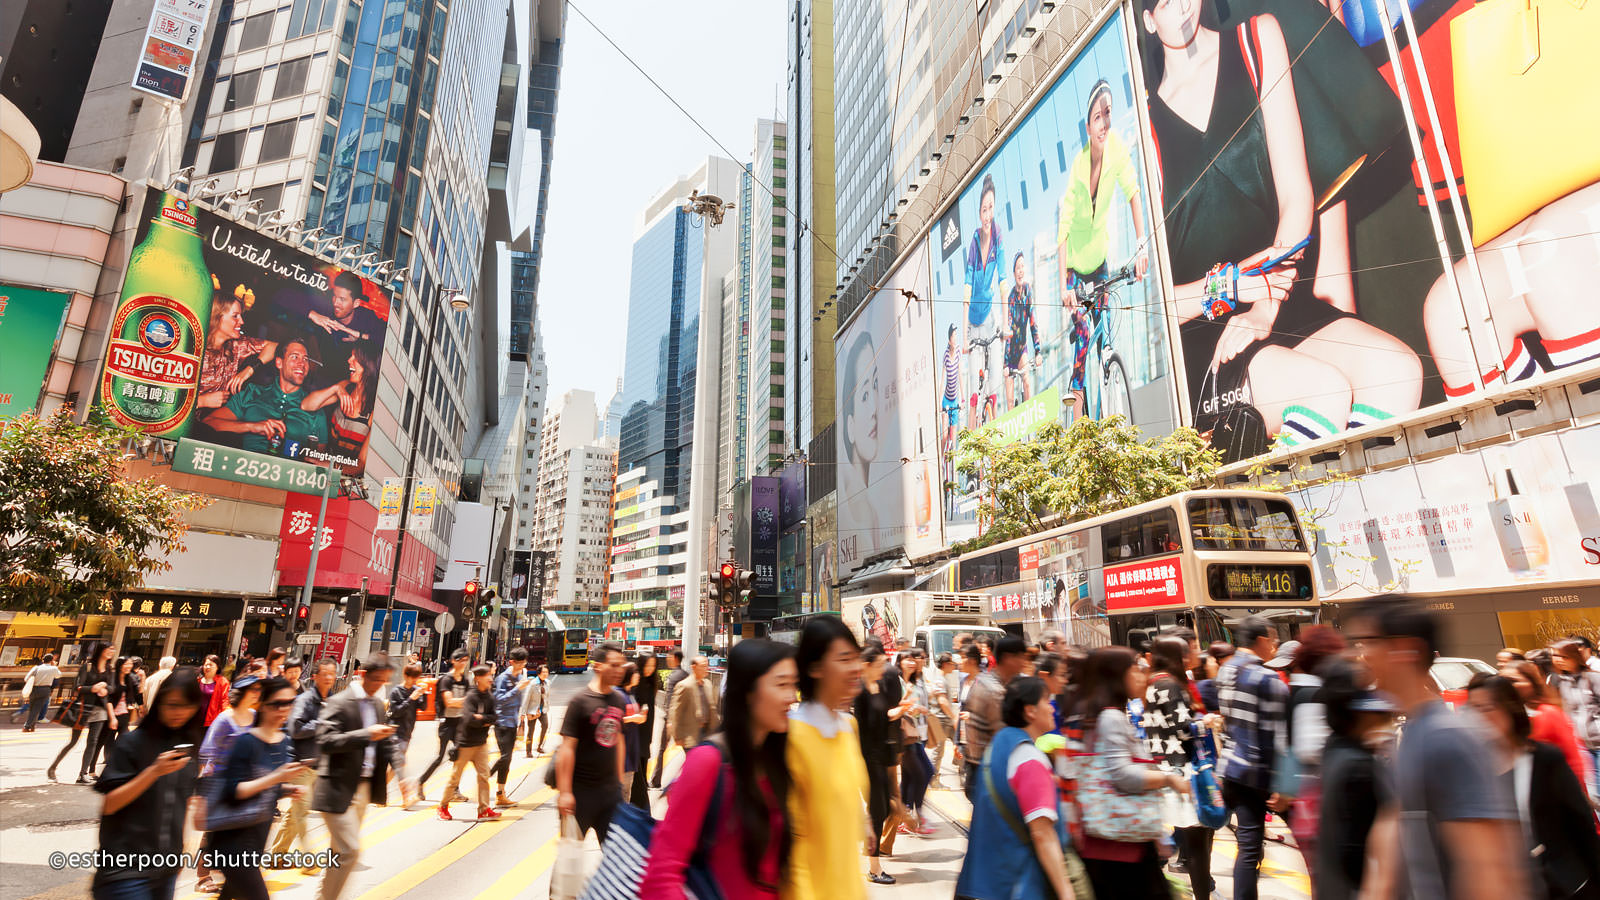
[1187,497,1306,551]
[1101,507,1182,563]
[959,547,1021,591]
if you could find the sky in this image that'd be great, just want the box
[534,0,788,406]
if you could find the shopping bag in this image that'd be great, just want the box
[1452,0,1600,245]
[551,815,586,900]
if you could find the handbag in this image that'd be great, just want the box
[577,742,728,900]
[198,770,279,832]
[551,815,587,900]
[52,693,87,729]
[1076,726,1167,843]
[1451,0,1600,246]
[1192,363,1269,461]
[984,759,1094,900]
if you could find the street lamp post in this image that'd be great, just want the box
[382,281,466,652]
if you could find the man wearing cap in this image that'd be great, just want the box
[1217,616,1290,900]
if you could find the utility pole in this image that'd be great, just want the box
[295,460,339,636]
[383,281,466,652]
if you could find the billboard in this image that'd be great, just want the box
[0,284,70,418]
[132,0,211,101]
[837,240,942,568]
[1295,423,1600,599]
[100,190,391,477]
[930,11,1177,544]
[1132,0,1598,463]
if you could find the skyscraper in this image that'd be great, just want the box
[611,157,741,643]
[532,390,613,614]
[740,119,790,478]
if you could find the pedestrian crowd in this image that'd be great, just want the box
[25,595,1600,900]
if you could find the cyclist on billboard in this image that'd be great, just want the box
[1002,252,1042,412]
[1056,78,1150,295]
[963,175,1006,430]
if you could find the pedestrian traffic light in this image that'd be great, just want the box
[476,588,496,620]
[294,603,310,633]
[737,569,755,603]
[338,592,363,626]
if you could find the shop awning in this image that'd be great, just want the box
[843,554,914,588]
[0,613,76,640]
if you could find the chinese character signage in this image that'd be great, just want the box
[276,492,442,612]
[173,438,334,495]
[105,595,244,621]
[1297,423,1600,599]
[100,191,392,480]
[1102,558,1187,612]
[0,284,71,419]
[132,0,211,101]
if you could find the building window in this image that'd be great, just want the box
[238,12,274,51]
[273,56,312,100]
[258,120,297,162]
[251,183,284,213]
[209,129,247,172]
[225,69,261,110]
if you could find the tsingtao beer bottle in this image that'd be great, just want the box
[100,191,212,437]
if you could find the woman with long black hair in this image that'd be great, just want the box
[1145,636,1214,899]
[49,641,116,784]
[212,676,310,900]
[897,651,935,835]
[640,640,794,899]
[854,646,903,884]
[630,653,661,809]
[96,656,139,771]
[91,667,203,900]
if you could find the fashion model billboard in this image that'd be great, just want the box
[930,11,1177,544]
[1132,0,1598,463]
[99,191,391,476]
[836,240,941,570]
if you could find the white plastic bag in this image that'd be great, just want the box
[551,814,586,900]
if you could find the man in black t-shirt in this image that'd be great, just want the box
[418,650,470,802]
[438,665,499,820]
[556,642,626,840]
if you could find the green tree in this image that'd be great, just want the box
[952,415,1222,552]
[1,410,208,615]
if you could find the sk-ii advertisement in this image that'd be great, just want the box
[931,10,1177,545]
[836,240,941,569]
[1295,423,1600,599]
[1134,0,1599,463]
[99,191,392,477]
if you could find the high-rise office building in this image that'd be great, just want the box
[532,390,613,613]
[785,0,837,453]
[610,157,741,642]
[739,119,790,478]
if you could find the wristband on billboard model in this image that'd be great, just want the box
[1203,263,1238,321]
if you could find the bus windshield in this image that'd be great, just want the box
[1187,496,1306,551]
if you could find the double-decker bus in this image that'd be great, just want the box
[521,627,551,667]
[953,490,1318,648]
[555,628,591,674]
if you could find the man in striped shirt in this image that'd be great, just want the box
[1216,615,1289,900]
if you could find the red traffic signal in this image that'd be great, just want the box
[464,580,480,598]
[719,562,736,581]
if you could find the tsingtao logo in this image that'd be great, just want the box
[137,311,181,353]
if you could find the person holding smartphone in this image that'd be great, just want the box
[213,676,310,900]
[92,667,204,900]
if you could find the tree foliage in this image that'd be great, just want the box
[951,415,1222,553]
[0,410,209,615]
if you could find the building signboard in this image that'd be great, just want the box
[0,284,71,419]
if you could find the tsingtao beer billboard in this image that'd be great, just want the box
[100,191,393,487]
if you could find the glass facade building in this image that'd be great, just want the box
[617,208,703,511]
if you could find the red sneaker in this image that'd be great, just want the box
[436,805,453,821]
[477,807,503,821]
[915,823,937,835]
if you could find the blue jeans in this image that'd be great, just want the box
[91,871,178,900]
[23,686,52,728]
[1223,778,1270,900]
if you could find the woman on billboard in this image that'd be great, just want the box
[841,329,886,555]
[198,293,278,409]
[302,342,378,473]
[963,175,1007,430]
[1140,0,1422,459]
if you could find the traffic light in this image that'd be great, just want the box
[711,562,736,606]
[337,592,364,626]
[476,588,497,620]
[736,569,755,603]
[463,581,480,622]
[293,603,311,633]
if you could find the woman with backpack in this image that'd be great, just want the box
[640,639,794,899]
[955,675,1080,900]
[1550,639,1600,802]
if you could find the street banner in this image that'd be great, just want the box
[0,284,71,419]
[409,482,437,531]
[377,478,403,530]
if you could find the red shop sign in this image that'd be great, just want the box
[1103,557,1187,612]
[277,495,441,613]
